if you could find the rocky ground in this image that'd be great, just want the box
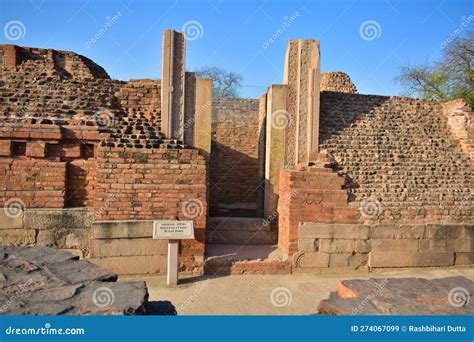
[318,276,474,315]
[0,246,153,315]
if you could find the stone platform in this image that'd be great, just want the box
[318,276,474,315]
[0,246,150,315]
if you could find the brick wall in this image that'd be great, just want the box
[93,146,207,274]
[210,97,262,216]
[320,72,357,93]
[278,168,359,254]
[0,159,66,208]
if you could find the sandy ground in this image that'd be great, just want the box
[122,267,474,315]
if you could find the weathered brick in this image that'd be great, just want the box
[319,239,354,253]
[371,239,419,252]
[300,223,369,239]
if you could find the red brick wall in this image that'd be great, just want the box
[94,146,208,270]
[210,97,261,216]
[0,159,66,208]
[278,168,359,254]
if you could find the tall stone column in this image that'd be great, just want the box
[283,39,320,166]
[161,29,186,141]
[264,85,287,217]
[193,78,212,155]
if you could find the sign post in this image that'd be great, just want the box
[153,220,195,286]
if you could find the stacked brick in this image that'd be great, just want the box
[210,97,261,216]
[93,147,207,274]
[319,92,474,223]
[0,159,66,208]
[320,72,358,93]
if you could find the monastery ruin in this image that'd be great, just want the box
[0,29,473,277]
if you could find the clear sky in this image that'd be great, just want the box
[1,0,472,98]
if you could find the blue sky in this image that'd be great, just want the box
[1,0,472,98]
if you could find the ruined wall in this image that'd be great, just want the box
[320,72,357,93]
[210,97,261,217]
[92,146,207,274]
[278,91,474,268]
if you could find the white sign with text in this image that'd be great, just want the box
[153,220,195,240]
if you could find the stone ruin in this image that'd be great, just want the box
[0,29,473,277]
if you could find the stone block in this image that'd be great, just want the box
[299,223,369,239]
[454,239,474,253]
[368,251,454,268]
[319,239,354,253]
[92,220,153,239]
[371,224,425,239]
[329,253,351,267]
[0,229,35,245]
[354,240,371,253]
[371,239,419,252]
[419,239,454,252]
[294,252,329,268]
[88,255,167,275]
[24,208,91,230]
[424,224,464,239]
[455,253,474,265]
[298,238,318,252]
[89,238,167,258]
[0,211,24,229]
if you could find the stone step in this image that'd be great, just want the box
[206,217,277,245]
[204,244,290,275]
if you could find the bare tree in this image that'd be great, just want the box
[195,66,243,98]
[395,32,473,109]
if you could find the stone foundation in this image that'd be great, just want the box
[294,223,474,270]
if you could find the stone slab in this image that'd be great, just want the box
[368,251,455,268]
[89,238,167,258]
[92,220,153,239]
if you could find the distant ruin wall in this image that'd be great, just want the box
[320,72,357,93]
[210,97,261,216]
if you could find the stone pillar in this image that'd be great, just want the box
[257,93,267,217]
[161,29,186,140]
[283,39,320,166]
[264,85,287,217]
[184,72,196,146]
[1,45,19,70]
[193,78,213,155]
